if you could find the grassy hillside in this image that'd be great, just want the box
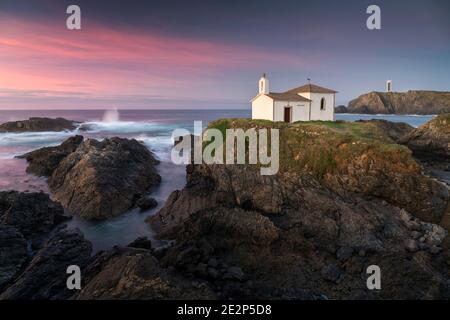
[206,119,418,179]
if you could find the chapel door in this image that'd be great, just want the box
[284,107,291,123]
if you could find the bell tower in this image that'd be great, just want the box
[259,73,269,94]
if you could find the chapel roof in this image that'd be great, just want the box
[285,83,338,94]
[266,92,312,102]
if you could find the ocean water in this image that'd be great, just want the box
[0,109,434,251]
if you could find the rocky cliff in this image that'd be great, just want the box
[2,118,450,300]
[144,119,450,299]
[401,114,450,161]
[343,91,450,115]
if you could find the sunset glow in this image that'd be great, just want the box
[0,0,449,109]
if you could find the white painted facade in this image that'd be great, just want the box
[251,94,273,120]
[251,74,337,123]
[298,92,335,121]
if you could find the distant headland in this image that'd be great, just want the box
[336,90,450,115]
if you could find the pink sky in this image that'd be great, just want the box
[0,14,318,109]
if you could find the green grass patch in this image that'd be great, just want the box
[204,118,414,179]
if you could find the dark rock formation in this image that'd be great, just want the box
[0,191,69,248]
[146,119,450,299]
[137,196,158,211]
[356,119,414,143]
[127,237,152,250]
[346,91,450,115]
[334,105,348,113]
[0,228,92,300]
[203,119,450,224]
[72,247,216,300]
[0,191,86,299]
[21,137,162,220]
[401,114,450,161]
[0,225,27,290]
[49,137,161,220]
[3,117,450,300]
[0,117,78,132]
[148,163,450,299]
[17,135,83,176]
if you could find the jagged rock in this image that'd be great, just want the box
[0,225,28,289]
[401,114,450,161]
[429,246,442,254]
[22,137,162,220]
[147,118,450,299]
[127,237,152,250]
[404,239,419,252]
[0,117,78,132]
[346,91,450,114]
[0,191,69,248]
[411,231,422,239]
[207,267,219,279]
[336,247,354,261]
[0,228,92,300]
[149,163,450,299]
[17,136,83,176]
[224,266,245,281]
[321,264,343,283]
[137,196,158,211]
[201,119,450,224]
[147,119,450,299]
[73,247,216,300]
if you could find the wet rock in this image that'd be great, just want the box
[18,136,83,176]
[224,266,244,281]
[137,196,158,211]
[39,137,161,220]
[207,267,220,279]
[0,225,28,289]
[404,239,419,252]
[0,228,92,300]
[405,220,422,231]
[127,237,152,250]
[207,258,219,268]
[337,247,354,261]
[73,247,216,300]
[0,117,78,132]
[411,231,422,239]
[321,264,343,283]
[0,191,69,248]
[429,246,442,255]
[401,114,450,161]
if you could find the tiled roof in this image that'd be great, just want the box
[266,92,311,102]
[285,83,338,94]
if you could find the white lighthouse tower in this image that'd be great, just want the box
[386,80,393,93]
[259,73,269,94]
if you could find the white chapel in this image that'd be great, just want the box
[251,74,337,122]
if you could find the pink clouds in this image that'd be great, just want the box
[0,14,319,109]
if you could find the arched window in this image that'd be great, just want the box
[320,98,326,110]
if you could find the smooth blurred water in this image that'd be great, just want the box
[0,109,434,251]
